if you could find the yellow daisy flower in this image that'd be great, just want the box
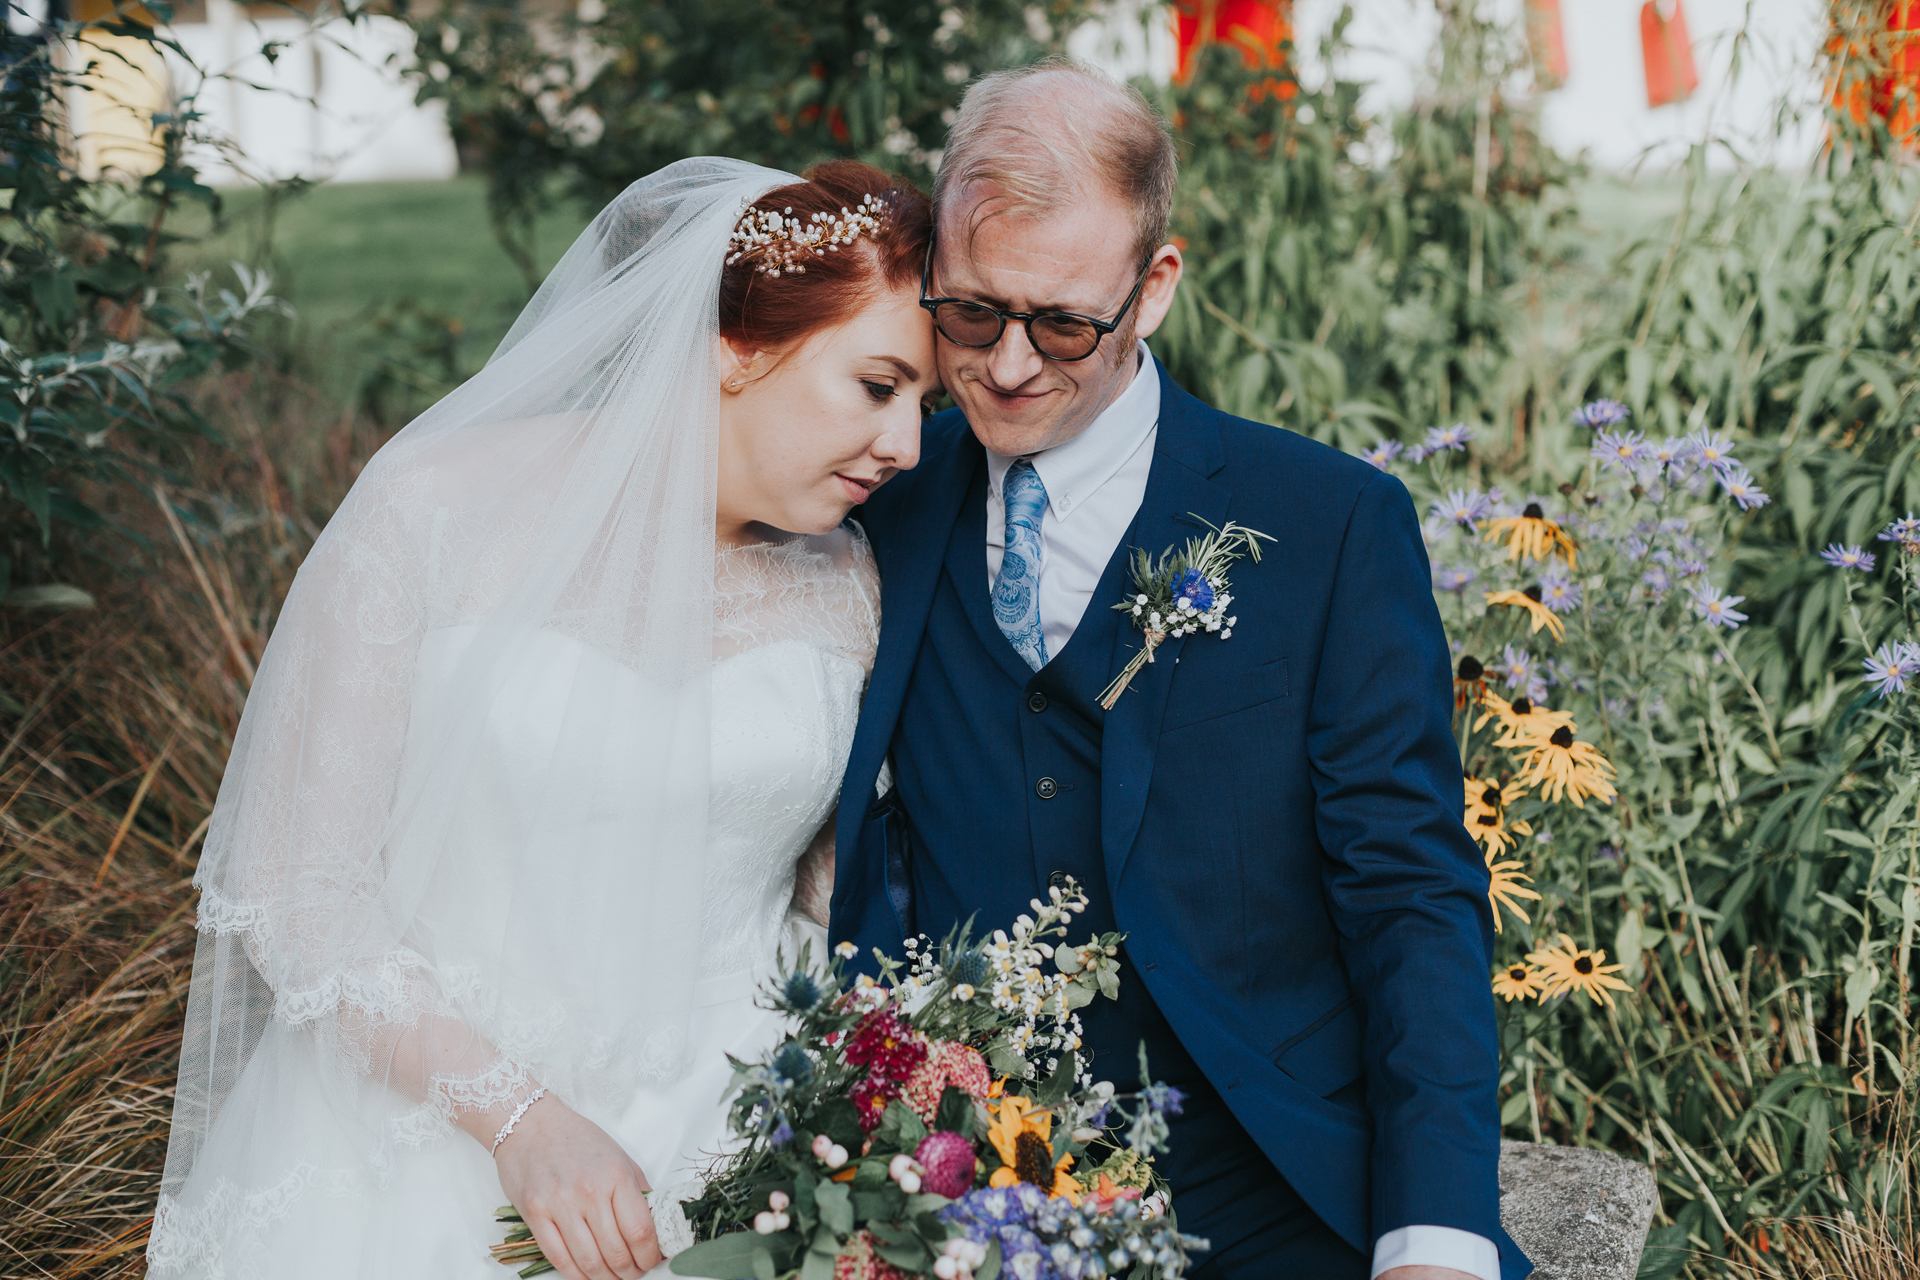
[1483,502,1579,568]
[1462,774,1533,860]
[1526,933,1632,1006]
[985,1093,1082,1202]
[1485,849,1541,932]
[1491,962,1545,1002]
[1473,693,1576,747]
[1514,725,1618,807]
[1485,586,1567,641]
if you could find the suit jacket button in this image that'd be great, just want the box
[1035,777,1058,800]
[1027,691,1049,713]
[1047,870,1069,890]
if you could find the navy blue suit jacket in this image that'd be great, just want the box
[831,361,1527,1276]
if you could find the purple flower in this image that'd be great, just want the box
[1643,437,1690,472]
[1821,543,1877,572]
[1492,643,1549,701]
[1717,463,1770,511]
[1170,567,1215,612]
[1434,563,1477,593]
[1690,586,1748,629]
[1359,440,1403,470]
[1686,429,1739,477]
[1573,399,1630,428]
[1674,558,1709,579]
[1591,430,1648,470]
[1431,487,1494,532]
[1421,422,1475,455]
[1539,567,1583,613]
[1862,642,1920,698]
[1642,565,1673,598]
[1879,514,1920,549]
[768,1117,794,1147]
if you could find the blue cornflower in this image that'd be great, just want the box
[1690,586,1748,629]
[1359,440,1403,470]
[1422,422,1475,454]
[1433,564,1476,593]
[1573,399,1630,428]
[1716,463,1771,511]
[1539,567,1583,613]
[1821,543,1877,571]
[1686,428,1739,477]
[1879,514,1920,549]
[1431,487,1494,532]
[1591,429,1647,469]
[1170,567,1215,613]
[1863,643,1920,698]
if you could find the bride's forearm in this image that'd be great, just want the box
[372,1012,547,1151]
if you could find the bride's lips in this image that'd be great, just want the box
[835,472,880,503]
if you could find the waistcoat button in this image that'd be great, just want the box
[1027,691,1049,713]
[1035,777,1058,800]
[1046,869,1069,890]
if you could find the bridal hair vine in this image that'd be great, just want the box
[726,194,889,276]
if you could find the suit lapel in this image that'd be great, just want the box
[835,429,983,865]
[1099,363,1231,886]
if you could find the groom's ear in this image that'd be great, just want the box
[1132,243,1185,342]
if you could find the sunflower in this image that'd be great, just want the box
[1514,724,1618,807]
[1485,849,1541,932]
[984,1093,1082,1202]
[1483,502,1579,568]
[1526,933,1632,1006]
[1491,962,1545,1002]
[1454,653,1490,709]
[1462,774,1533,860]
[1473,693,1575,747]
[1485,586,1567,642]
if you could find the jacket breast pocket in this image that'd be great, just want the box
[1162,657,1289,733]
[1270,995,1363,1098]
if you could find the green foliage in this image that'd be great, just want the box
[400,0,1096,289]
[0,5,282,597]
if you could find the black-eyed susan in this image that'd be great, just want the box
[1462,773,1534,860]
[1485,585,1568,642]
[1515,724,1618,807]
[1454,653,1489,709]
[1526,934,1633,1006]
[1483,501,1579,568]
[985,1093,1082,1201]
[1491,962,1546,1002]
[1486,849,1541,932]
[1473,693,1575,747]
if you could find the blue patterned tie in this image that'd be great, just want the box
[994,459,1049,671]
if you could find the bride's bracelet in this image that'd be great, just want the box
[490,1086,548,1157]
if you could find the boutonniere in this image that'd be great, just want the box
[1098,518,1275,709]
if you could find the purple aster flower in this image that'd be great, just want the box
[1431,487,1494,532]
[1573,399,1630,428]
[1862,642,1920,698]
[1642,566,1672,598]
[1539,566,1583,613]
[1492,643,1549,701]
[1717,463,1771,511]
[1623,534,1651,561]
[1879,514,1920,549]
[1643,437,1689,472]
[1591,429,1648,470]
[1434,563,1476,593]
[1359,440,1403,470]
[1821,543,1877,571]
[1690,586,1748,629]
[1421,422,1475,454]
[1170,567,1215,612]
[1686,428,1739,477]
[1674,558,1709,578]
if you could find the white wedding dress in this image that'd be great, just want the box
[147,529,878,1279]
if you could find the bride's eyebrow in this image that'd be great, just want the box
[874,355,923,382]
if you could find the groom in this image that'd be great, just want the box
[832,61,1528,1280]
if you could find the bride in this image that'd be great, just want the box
[146,158,937,1280]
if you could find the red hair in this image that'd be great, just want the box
[718,160,931,352]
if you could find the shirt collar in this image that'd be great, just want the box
[984,340,1160,522]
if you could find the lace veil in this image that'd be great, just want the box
[154,158,801,1240]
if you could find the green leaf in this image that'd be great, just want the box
[934,1085,975,1138]
[1844,962,1880,1023]
[814,1181,853,1237]
[671,1233,774,1279]
[1634,1225,1691,1280]
[872,1100,928,1152]
[812,1099,864,1156]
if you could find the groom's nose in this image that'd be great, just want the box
[982,317,1048,390]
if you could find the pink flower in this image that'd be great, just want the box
[914,1130,978,1199]
[834,1231,909,1280]
[900,1041,991,1123]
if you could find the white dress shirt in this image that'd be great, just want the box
[981,340,1499,1280]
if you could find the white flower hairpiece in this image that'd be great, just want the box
[726,193,889,276]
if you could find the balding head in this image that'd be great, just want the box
[934,58,1177,268]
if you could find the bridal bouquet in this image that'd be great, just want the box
[494,881,1206,1280]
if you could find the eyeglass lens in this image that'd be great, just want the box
[930,301,1102,361]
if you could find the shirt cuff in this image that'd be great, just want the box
[1370,1225,1500,1280]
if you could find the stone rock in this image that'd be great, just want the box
[1498,1140,1657,1280]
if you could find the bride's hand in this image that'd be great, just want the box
[492,1096,662,1280]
